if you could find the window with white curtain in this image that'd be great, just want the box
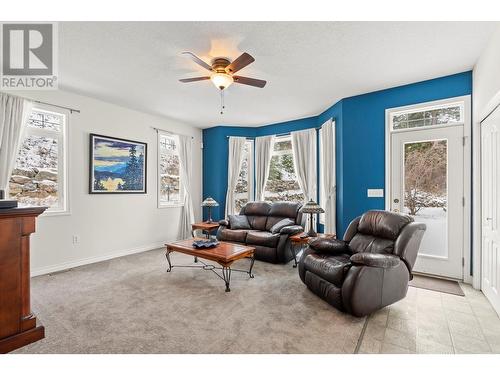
[319,131,333,225]
[8,106,68,214]
[158,132,183,207]
[234,139,254,213]
[263,135,304,203]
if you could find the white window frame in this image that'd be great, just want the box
[157,131,184,208]
[390,101,465,133]
[263,135,304,202]
[272,135,292,157]
[9,104,69,216]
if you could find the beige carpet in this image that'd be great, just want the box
[13,249,366,354]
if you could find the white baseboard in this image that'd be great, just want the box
[30,241,167,277]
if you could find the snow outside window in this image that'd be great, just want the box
[234,140,254,213]
[158,133,183,207]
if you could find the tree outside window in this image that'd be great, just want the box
[264,136,304,203]
[404,140,447,216]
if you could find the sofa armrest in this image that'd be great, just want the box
[280,225,303,235]
[308,237,350,255]
[350,253,400,269]
[219,219,229,227]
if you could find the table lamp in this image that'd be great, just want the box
[202,197,219,223]
[300,199,325,237]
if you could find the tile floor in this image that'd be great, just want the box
[358,284,500,354]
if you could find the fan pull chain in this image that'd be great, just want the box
[220,89,225,115]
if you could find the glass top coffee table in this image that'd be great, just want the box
[165,239,255,292]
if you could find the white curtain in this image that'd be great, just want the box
[225,136,247,217]
[255,135,274,201]
[320,119,336,234]
[0,93,33,193]
[292,128,317,202]
[177,134,195,239]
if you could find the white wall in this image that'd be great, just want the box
[472,26,500,288]
[473,27,500,120]
[15,89,202,276]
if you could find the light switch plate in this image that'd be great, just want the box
[367,189,384,198]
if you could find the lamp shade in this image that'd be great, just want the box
[300,199,325,214]
[211,73,234,90]
[202,197,219,207]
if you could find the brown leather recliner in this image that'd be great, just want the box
[298,210,426,317]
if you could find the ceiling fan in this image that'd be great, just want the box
[179,51,267,90]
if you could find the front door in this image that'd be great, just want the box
[481,106,500,314]
[391,125,465,279]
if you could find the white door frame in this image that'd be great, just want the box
[473,90,500,289]
[385,95,472,282]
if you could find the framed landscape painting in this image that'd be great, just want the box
[89,134,147,194]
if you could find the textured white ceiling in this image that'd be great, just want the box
[59,22,499,128]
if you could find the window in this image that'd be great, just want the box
[158,132,183,207]
[264,136,304,203]
[9,106,68,213]
[391,102,464,131]
[234,140,254,213]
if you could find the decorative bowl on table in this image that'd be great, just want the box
[192,239,219,249]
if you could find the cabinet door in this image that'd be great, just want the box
[0,218,21,339]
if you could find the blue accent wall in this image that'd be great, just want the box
[202,126,257,220]
[202,117,318,221]
[202,71,472,236]
[334,71,472,236]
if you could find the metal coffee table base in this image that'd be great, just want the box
[165,251,255,292]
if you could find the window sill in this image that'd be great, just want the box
[41,209,71,217]
[158,203,185,209]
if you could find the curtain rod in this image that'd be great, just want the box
[151,126,194,139]
[0,92,81,114]
[225,121,332,139]
[34,100,80,114]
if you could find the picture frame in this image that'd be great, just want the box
[89,133,147,194]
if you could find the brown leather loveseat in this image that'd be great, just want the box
[217,201,305,263]
[299,210,426,316]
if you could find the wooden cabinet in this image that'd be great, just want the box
[0,207,46,353]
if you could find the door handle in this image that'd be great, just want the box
[486,217,493,221]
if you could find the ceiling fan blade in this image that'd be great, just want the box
[225,53,255,74]
[181,52,213,71]
[179,76,210,83]
[233,76,267,88]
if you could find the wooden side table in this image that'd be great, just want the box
[289,232,336,268]
[191,222,220,239]
[190,222,220,263]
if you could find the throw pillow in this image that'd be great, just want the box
[270,218,295,234]
[228,214,251,230]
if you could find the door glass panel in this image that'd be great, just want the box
[403,139,448,257]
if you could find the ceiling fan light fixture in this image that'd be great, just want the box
[211,72,233,90]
